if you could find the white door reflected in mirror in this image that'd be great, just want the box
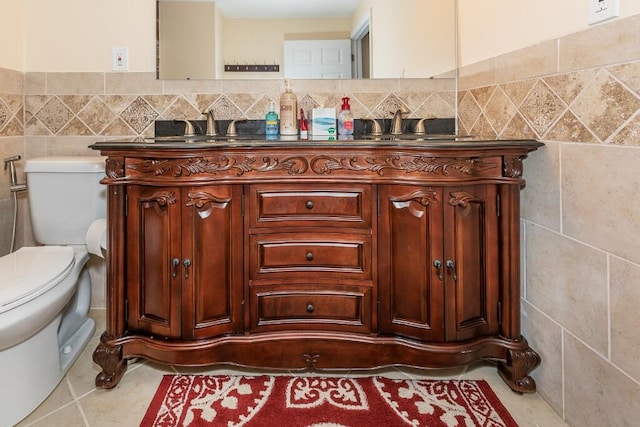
[284,40,352,79]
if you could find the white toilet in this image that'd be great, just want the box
[0,156,106,427]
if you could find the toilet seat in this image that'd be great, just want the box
[0,246,75,313]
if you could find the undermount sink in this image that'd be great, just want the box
[358,134,470,141]
[144,135,253,143]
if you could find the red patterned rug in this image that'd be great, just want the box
[141,375,518,426]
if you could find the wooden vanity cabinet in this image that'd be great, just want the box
[125,184,243,340]
[91,141,542,394]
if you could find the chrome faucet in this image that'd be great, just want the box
[202,109,217,136]
[390,108,408,135]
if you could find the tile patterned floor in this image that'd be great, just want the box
[16,310,568,426]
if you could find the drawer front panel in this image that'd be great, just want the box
[250,233,371,279]
[250,283,372,333]
[250,184,371,228]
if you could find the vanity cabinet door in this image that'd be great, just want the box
[125,186,183,339]
[378,185,445,341]
[443,185,500,342]
[125,185,243,340]
[378,185,500,342]
[181,186,244,339]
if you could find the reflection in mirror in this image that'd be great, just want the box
[157,0,456,81]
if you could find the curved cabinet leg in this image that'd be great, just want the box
[497,344,541,394]
[92,332,128,389]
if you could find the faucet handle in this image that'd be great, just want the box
[362,118,383,136]
[414,118,427,135]
[175,119,196,137]
[226,119,247,137]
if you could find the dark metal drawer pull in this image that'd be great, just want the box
[305,200,314,209]
[306,252,314,261]
[306,303,315,313]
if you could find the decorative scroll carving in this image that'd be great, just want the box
[256,156,309,174]
[93,332,128,389]
[303,353,320,370]
[391,189,439,207]
[105,157,124,178]
[311,155,497,176]
[186,191,230,209]
[141,190,176,206]
[128,157,258,177]
[498,344,541,394]
[449,191,480,208]
[126,155,498,179]
[503,155,524,178]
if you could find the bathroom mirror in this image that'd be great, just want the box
[157,0,457,81]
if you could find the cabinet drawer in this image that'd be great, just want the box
[249,184,372,228]
[250,283,372,333]
[250,233,371,279]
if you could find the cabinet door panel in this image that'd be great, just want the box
[444,186,499,341]
[126,187,182,338]
[378,186,444,341]
[183,186,243,339]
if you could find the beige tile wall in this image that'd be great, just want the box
[458,13,640,425]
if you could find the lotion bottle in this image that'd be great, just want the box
[265,101,279,140]
[279,80,298,136]
[338,97,354,137]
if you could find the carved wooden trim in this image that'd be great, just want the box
[390,189,439,207]
[503,155,524,178]
[127,155,499,178]
[449,191,480,207]
[303,353,320,369]
[141,190,176,206]
[92,332,128,389]
[186,191,230,209]
[105,157,124,178]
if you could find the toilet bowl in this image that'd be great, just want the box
[0,156,106,427]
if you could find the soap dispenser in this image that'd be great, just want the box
[338,97,354,137]
[265,101,279,140]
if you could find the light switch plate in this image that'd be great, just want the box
[589,0,619,25]
[112,47,128,72]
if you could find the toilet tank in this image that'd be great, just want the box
[24,156,107,245]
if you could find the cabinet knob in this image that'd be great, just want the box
[306,303,315,313]
[305,200,314,209]
[306,252,314,261]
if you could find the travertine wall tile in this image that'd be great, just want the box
[46,72,104,95]
[610,257,640,383]
[496,40,558,84]
[564,333,640,427]
[562,144,640,264]
[525,222,608,354]
[560,14,640,73]
[520,301,563,416]
[521,141,561,231]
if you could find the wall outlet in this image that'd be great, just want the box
[589,0,619,25]
[112,47,128,72]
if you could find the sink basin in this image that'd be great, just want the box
[358,134,471,141]
[144,135,253,143]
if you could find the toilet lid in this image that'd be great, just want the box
[0,246,75,309]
